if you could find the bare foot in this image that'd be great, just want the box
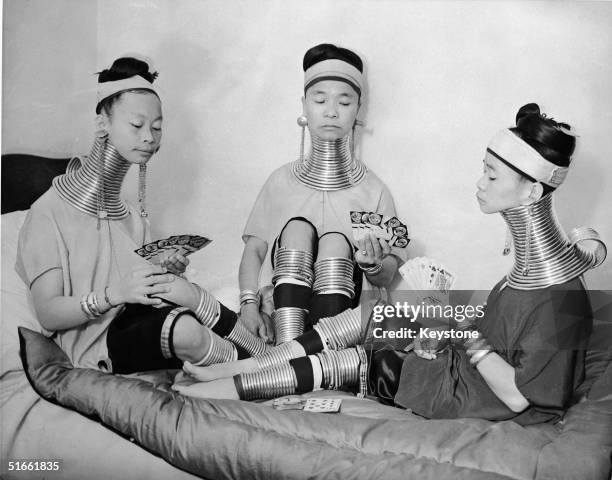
[173,370,197,386]
[182,357,257,381]
[171,378,239,400]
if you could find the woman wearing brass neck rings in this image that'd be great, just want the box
[16,57,268,374]
[176,103,606,426]
[232,44,404,351]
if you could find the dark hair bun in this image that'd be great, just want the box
[515,102,541,124]
[512,102,575,168]
[98,57,158,84]
[303,44,363,73]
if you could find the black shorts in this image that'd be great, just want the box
[107,304,183,374]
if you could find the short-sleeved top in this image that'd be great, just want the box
[15,188,152,369]
[394,277,592,425]
[243,163,407,291]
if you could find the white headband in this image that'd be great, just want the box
[96,75,157,106]
[487,129,569,187]
[304,59,363,95]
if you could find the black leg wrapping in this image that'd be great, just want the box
[273,283,312,309]
[309,293,352,325]
[211,304,239,337]
[236,344,250,360]
[289,356,315,393]
[295,329,324,355]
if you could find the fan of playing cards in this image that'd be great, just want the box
[399,257,456,294]
[134,234,211,265]
[350,211,410,248]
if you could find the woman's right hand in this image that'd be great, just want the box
[413,336,441,360]
[240,303,274,343]
[413,326,450,360]
[355,231,390,271]
[107,265,176,306]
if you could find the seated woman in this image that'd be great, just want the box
[16,57,266,374]
[175,103,606,425]
[237,43,404,347]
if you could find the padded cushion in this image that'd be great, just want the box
[1,154,69,213]
[18,327,612,480]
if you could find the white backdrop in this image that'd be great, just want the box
[3,0,611,290]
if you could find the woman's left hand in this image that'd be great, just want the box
[161,253,189,275]
[355,232,390,271]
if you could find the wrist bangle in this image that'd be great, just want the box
[360,262,383,275]
[469,349,493,366]
[81,294,98,319]
[104,286,117,308]
[92,290,112,315]
[240,289,260,307]
[464,332,491,352]
[88,291,107,316]
[240,299,258,307]
[92,292,105,315]
[86,292,99,316]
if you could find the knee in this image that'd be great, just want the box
[279,218,317,251]
[172,315,210,362]
[317,232,352,260]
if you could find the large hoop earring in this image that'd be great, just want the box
[95,128,109,140]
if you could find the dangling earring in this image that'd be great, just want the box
[351,119,365,158]
[503,227,512,256]
[297,115,308,161]
[138,163,148,218]
[96,133,108,229]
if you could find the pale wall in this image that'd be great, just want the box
[3,0,611,289]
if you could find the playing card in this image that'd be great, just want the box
[134,234,211,264]
[427,260,456,294]
[350,211,410,247]
[399,257,456,293]
[272,397,306,411]
[303,398,342,413]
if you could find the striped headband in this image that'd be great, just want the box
[96,75,158,107]
[304,59,363,97]
[487,129,569,188]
